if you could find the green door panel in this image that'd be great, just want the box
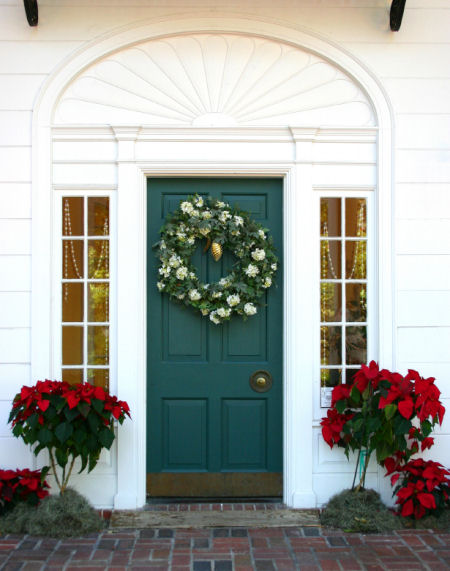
[147,178,283,493]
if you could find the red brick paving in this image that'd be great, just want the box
[0,526,448,570]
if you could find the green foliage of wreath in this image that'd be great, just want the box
[154,194,278,324]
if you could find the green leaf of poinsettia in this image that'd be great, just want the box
[37,427,53,445]
[55,421,73,443]
[98,428,115,449]
[55,448,68,468]
[384,403,397,420]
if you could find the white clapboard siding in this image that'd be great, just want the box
[0,111,31,145]
[0,183,31,218]
[0,42,82,74]
[398,327,450,368]
[396,184,450,220]
[397,291,450,327]
[397,256,450,291]
[396,220,450,255]
[383,79,450,114]
[0,293,30,328]
[0,364,31,400]
[0,148,31,183]
[0,328,30,363]
[0,438,33,470]
[0,256,31,291]
[396,150,450,183]
[0,220,31,255]
[0,76,46,110]
[396,115,450,149]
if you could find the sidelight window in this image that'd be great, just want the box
[61,196,110,390]
[319,196,371,407]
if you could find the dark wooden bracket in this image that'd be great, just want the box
[23,0,38,26]
[390,0,406,31]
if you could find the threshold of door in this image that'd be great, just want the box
[146,497,282,504]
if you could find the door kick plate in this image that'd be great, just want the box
[249,370,273,393]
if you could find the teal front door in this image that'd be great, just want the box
[147,178,283,497]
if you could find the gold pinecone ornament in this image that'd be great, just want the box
[211,242,223,261]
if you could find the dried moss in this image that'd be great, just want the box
[320,488,402,533]
[0,488,104,537]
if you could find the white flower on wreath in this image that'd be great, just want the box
[262,276,272,288]
[234,215,244,227]
[202,210,212,219]
[187,236,195,245]
[210,311,221,324]
[219,277,231,288]
[244,303,257,316]
[195,197,204,207]
[245,264,259,278]
[212,291,223,298]
[217,307,231,318]
[159,266,171,277]
[169,254,181,268]
[177,293,185,300]
[181,201,194,215]
[271,263,277,271]
[191,210,200,218]
[176,266,188,280]
[176,230,186,241]
[219,210,231,223]
[216,201,226,209]
[199,226,211,236]
[159,240,167,250]
[252,248,266,261]
[202,284,210,290]
[189,272,196,280]
[189,289,201,301]
[156,281,165,291]
[201,308,209,316]
[231,230,240,236]
[258,229,266,239]
[227,294,240,307]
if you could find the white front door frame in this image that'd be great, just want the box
[32,16,394,509]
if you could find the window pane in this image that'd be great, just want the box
[87,325,109,365]
[62,368,83,385]
[63,239,84,279]
[62,326,83,365]
[345,240,366,279]
[321,283,342,322]
[88,283,109,322]
[320,240,341,279]
[320,198,341,237]
[88,197,109,236]
[88,240,109,279]
[62,197,83,236]
[345,198,366,237]
[346,368,360,385]
[87,368,110,391]
[321,326,342,365]
[346,326,367,365]
[321,368,341,388]
[62,283,84,322]
[346,283,367,322]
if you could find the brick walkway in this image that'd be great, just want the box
[0,526,449,570]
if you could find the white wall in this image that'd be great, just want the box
[0,0,449,507]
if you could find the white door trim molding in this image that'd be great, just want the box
[32,16,394,509]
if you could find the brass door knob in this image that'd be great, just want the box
[249,370,273,392]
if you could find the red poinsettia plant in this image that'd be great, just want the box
[0,468,49,514]
[320,361,445,492]
[8,380,130,494]
[386,458,450,519]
